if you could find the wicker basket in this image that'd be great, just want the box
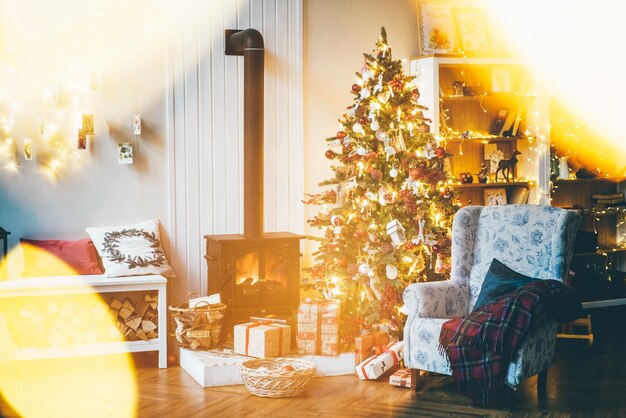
[240,358,317,398]
[168,293,227,350]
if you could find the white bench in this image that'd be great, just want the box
[0,274,167,368]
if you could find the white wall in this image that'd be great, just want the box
[302,0,420,266]
[167,0,304,302]
[0,2,169,270]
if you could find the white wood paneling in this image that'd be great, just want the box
[166,0,304,299]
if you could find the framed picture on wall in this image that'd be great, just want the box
[453,7,491,54]
[484,188,507,206]
[417,1,457,55]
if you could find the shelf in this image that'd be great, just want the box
[441,95,536,102]
[552,176,626,184]
[13,339,160,361]
[444,135,531,143]
[572,246,626,258]
[575,207,626,217]
[450,181,531,189]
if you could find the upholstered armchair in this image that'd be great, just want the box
[403,205,580,392]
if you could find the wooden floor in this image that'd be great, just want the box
[2,307,625,418]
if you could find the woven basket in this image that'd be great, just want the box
[240,358,317,398]
[168,293,227,350]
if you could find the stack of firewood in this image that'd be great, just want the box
[109,294,159,341]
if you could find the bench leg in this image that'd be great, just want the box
[158,283,167,368]
[410,369,428,392]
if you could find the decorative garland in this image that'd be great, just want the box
[102,228,166,269]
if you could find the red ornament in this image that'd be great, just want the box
[409,167,424,180]
[365,151,378,161]
[281,365,295,373]
[371,169,383,181]
[338,257,348,267]
[337,131,347,139]
[380,242,394,254]
[435,147,446,159]
[325,150,336,159]
[405,242,416,250]
[353,230,367,239]
[359,116,368,125]
[352,84,361,92]
[412,88,420,98]
[418,123,430,133]
[432,244,441,254]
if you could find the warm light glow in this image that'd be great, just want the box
[0,245,137,418]
[485,0,626,173]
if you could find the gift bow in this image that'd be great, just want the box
[244,321,284,357]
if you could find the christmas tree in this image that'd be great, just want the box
[305,28,457,344]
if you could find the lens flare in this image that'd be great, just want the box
[484,0,626,174]
[0,245,137,418]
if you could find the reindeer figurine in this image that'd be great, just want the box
[495,149,522,182]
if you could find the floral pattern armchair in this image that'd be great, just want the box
[403,205,580,389]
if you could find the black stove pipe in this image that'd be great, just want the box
[225,29,264,238]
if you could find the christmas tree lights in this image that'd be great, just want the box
[305,28,457,344]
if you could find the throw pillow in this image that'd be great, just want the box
[86,219,174,278]
[472,258,537,311]
[20,238,104,277]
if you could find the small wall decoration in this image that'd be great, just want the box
[417,1,457,55]
[453,8,491,54]
[118,143,133,164]
[82,114,94,135]
[77,129,87,150]
[491,68,511,93]
[23,138,32,160]
[484,188,507,206]
[133,114,142,135]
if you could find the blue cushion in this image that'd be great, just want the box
[472,258,537,311]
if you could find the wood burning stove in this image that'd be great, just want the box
[205,233,300,325]
[205,29,301,334]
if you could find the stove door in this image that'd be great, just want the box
[260,247,291,306]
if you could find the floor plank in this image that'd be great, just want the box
[1,307,624,417]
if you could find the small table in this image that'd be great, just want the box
[556,297,626,346]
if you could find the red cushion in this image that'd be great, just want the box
[20,238,104,276]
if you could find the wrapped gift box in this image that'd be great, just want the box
[389,368,412,388]
[234,321,291,358]
[389,368,428,388]
[297,299,340,356]
[180,348,249,387]
[355,331,389,365]
[355,340,403,380]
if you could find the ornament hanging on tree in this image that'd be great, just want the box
[353,122,365,135]
[386,264,398,280]
[352,84,361,93]
[357,146,367,156]
[360,88,371,100]
[377,90,391,104]
[375,130,389,142]
[389,167,398,178]
[415,219,426,244]
[358,263,371,275]
[386,219,406,247]
[370,119,380,131]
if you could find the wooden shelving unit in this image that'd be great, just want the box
[411,56,546,206]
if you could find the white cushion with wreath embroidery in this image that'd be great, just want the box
[86,219,174,278]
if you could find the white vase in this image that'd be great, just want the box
[558,157,570,179]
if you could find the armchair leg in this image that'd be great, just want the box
[410,369,428,392]
[410,369,419,392]
[537,370,548,399]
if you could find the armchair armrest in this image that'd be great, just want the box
[403,280,469,319]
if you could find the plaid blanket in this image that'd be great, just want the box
[439,279,574,404]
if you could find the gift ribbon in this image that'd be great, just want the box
[244,321,284,356]
[359,355,378,380]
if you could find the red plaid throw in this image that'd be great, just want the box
[439,279,570,404]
